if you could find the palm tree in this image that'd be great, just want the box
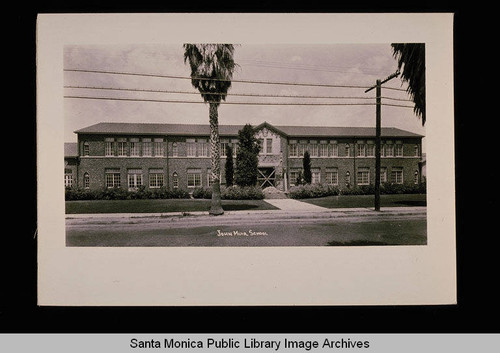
[183,44,236,215]
[391,43,426,125]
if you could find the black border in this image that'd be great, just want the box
[7,2,499,334]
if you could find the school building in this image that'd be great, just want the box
[64,121,424,192]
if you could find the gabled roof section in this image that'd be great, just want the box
[74,122,424,139]
[64,142,78,157]
[75,122,243,137]
[253,121,288,137]
[275,125,423,138]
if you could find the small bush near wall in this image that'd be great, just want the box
[288,184,340,199]
[289,181,426,199]
[192,185,264,200]
[65,186,190,201]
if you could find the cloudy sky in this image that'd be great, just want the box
[64,43,426,146]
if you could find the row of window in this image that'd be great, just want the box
[288,167,416,186]
[82,138,420,158]
[64,168,216,190]
[289,142,418,158]
[65,167,418,190]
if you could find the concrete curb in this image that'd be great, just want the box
[66,206,426,220]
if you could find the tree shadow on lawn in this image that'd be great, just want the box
[327,240,390,246]
[222,204,259,211]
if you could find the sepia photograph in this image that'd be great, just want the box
[37,13,455,306]
[63,43,427,247]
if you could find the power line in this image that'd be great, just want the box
[64,95,414,108]
[64,85,412,102]
[64,68,372,89]
[64,85,386,100]
[64,95,379,106]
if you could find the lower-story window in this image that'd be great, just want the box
[105,169,121,188]
[149,169,164,188]
[357,167,370,185]
[391,167,404,184]
[187,169,202,188]
[289,169,300,186]
[128,169,143,190]
[311,169,321,184]
[172,172,179,189]
[84,172,90,189]
[325,168,338,185]
[64,169,73,187]
[380,167,387,183]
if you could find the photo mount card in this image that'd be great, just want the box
[37,13,456,306]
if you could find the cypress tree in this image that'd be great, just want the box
[303,150,312,184]
[235,124,260,187]
[225,145,234,186]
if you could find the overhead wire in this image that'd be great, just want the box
[64,68,372,89]
[63,67,413,107]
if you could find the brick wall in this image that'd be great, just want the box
[71,133,422,191]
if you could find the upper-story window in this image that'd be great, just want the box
[186,138,197,157]
[309,143,318,157]
[142,138,152,156]
[105,138,115,156]
[329,143,338,157]
[83,142,90,156]
[366,143,375,157]
[117,138,127,156]
[289,141,298,157]
[198,139,209,157]
[130,138,140,157]
[357,143,366,157]
[154,138,164,157]
[414,145,420,157]
[395,144,403,157]
[258,139,264,154]
[266,138,273,154]
[172,143,178,157]
[319,143,328,157]
[345,144,351,157]
[385,144,394,157]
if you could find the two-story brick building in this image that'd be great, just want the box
[64,121,424,192]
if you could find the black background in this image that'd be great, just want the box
[5,1,499,334]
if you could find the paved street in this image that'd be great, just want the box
[65,201,427,246]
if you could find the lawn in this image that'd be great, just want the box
[300,193,426,208]
[65,198,279,214]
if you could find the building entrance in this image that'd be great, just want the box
[257,167,276,188]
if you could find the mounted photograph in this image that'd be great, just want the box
[37,13,455,306]
[63,43,427,247]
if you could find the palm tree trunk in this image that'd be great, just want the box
[209,103,224,215]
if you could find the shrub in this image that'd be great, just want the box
[65,186,190,201]
[288,183,340,199]
[222,185,264,200]
[192,187,212,199]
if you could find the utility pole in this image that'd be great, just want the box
[365,70,399,211]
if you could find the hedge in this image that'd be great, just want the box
[65,186,190,201]
[289,181,426,199]
[192,185,264,200]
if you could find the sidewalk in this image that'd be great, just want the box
[263,198,330,211]
[65,204,426,220]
